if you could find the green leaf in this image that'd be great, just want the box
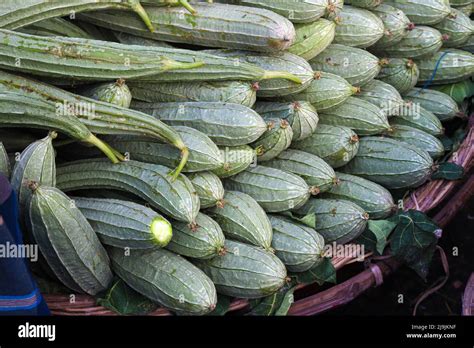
[356,219,397,255]
[292,257,336,285]
[438,135,453,152]
[390,211,439,280]
[281,211,316,229]
[207,295,231,316]
[431,162,464,180]
[247,284,294,316]
[274,287,296,316]
[97,279,158,315]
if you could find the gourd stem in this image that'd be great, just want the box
[86,134,120,164]
[129,0,155,32]
[262,70,302,84]
[169,147,189,181]
[162,59,205,71]
[179,0,197,15]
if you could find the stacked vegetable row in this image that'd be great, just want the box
[0,0,472,315]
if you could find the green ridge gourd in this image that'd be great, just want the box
[341,137,434,189]
[403,88,460,121]
[78,3,296,52]
[19,18,94,39]
[129,81,259,107]
[377,58,419,94]
[384,125,445,159]
[415,49,474,85]
[371,4,414,48]
[318,96,390,135]
[27,185,113,295]
[194,240,287,299]
[0,142,9,177]
[269,215,325,273]
[294,198,369,244]
[131,102,267,147]
[224,166,314,212]
[203,50,313,98]
[432,9,474,48]
[166,213,226,259]
[291,124,360,168]
[100,127,224,173]
[333,6,385,48]
[109,247,217,315]
[10,132,57,219]
[370,26,444,58]
[289,18,336,61]
[309,44,386,86]
[207,191,273,251]
[264,149,338,194]
[78,79,132,108]
[390,103,443,136]
[211,145,257,178]
[322,173,395,219]
[344,0,382,9]
[56,159,200,226]
[356,79,404,117]
[251,118,294,162]
[254,101,319,141]
[282,71,359,111]
[72,197,173,249]
[382,0,451,25]
[188,172,225,209]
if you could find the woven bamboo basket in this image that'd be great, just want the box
[43,120,474,316]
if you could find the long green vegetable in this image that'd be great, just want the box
[0,70,189,179]
[0,90,120,163]
[0,0,155,31]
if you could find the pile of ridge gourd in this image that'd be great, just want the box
[0,0,473,316]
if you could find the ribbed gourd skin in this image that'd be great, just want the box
[0,142,9,177]
[294,198,369,244]
[205,50,315,97]
[56,159,200,225]
[194,240,287,299]
[72,197,173,249]
[207,191,273,250]
[318,96,390,135]
[188,172,225,209]
[166,213,226,260]
[79,80,132,108]
[403,87,460,121]
[291,124,360,168]
[371,26,443,58]
[322,172,395,219]
[264,149,338,193]
[309,44,382,86]
[390,104,444,136]
[28,186,113,296]
[224,166,311,213]
[211,145,257,178]
[215,0,335,23]
[377,58,419,94]
[341,137,434,189]
[101,127,224,173]
[78,3,296,52]
[252,118,294,162]
[384,125,445,159]
[433,9,474,48]
[415,49,474,85]
[269,214,325,273]
[109,247,217,315]
[282,71,357,111]
[357,79,404,117]
[132,102,267,147]
[382,0,451,25]
[371,4,413,48]
[254,101,319,141]
[129,80,258,107]
[333,6,385,48]
[344,0,383,9]
[11,133,56,219]
[19,17,93,39]
[289,18,336,60]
